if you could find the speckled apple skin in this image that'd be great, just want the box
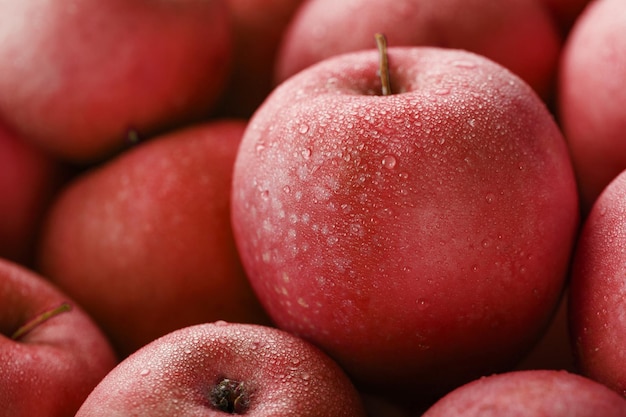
[569,170,626,396]
[232,47,580,395]
[76,322,367,417]
[422,370,626,417]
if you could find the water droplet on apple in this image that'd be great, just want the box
[140,369,150,377]
[301,148,312,160]
[485,193,495,204]
[214,320,228,327]
[381,154,397,169]
[261,190,270,200]
[452,60,477,69]
[301,372,311,382]
[417,298,429,311]
[434,88,450,95]
[298,124,309,134]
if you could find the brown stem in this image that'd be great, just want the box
[375,33,391,96]
[11,302,72,340]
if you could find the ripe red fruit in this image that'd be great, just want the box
[231,46,579,398]
[37,121,270,358]
[76,322,368,416]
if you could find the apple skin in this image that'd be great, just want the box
[231,47,580,398]
[421,370,626,416]
[275,0,561,99]
[0,120,68,266]
[214,0,304,118]
[0,258,118,417]
[557,0,626,213]
[569,169,626,395]
[75,321,367,417]
[37,120,270,358]
[0,0,232,164]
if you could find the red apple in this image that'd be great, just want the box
[275,0,561,99]
[0,257,117,417]
[215,0,304,118]
[557,0,626,213]
[569,169,626,395]
[0,0,232,163]
[231,46,579,399]
[75,321,367,416]
[0,120,68,266]
[37,120,270,358]
[421,370,626,416]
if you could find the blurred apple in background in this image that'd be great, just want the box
[275,0,561,100]
[557,0,626,213]
[215,0,304,118]
[0,0,232,164]
[76,322,367,417]
[37,120,270,358]
[0,258,117,417]
[569,169,626,396]
[232,45,579,403]
[421,370,626,416]
[0,121,68,266]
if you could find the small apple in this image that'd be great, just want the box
[0,257,117,417]
[0,120,68,266]
[275,0,561,99]
[231,45,579,398]
[0,0,232,163]
[557,0,626,213]
[215,0,304,118]
[37,120,270,358]
[569,169,626,395]
[421,370,626,416]
[75,321,367,416]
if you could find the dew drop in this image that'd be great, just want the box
[417,298,429,311]
[382,154,397,169]
[452,60,477,69]
[214,320,228,327]
[301,148,312,160]
[434,88,450,95]
[485,193,495,204]
[140,369,150,377]
[298,124,309,134]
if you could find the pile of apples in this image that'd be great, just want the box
[2,0,626,415]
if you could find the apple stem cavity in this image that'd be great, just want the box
[11,302,72,340]
[375,32,392,96]
[210,378,250,414]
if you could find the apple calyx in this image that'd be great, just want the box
[210,377,250,414]
[11,302,72,340]
[375,32,392,96]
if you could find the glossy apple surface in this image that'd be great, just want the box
[232,47,579,398]
[421,370,626,416]
[37,121,270,358]
[0,258,117,417]
[275,0,561,99]
[558,0,626,212]
[0,0,232,163]
[76,322,367,416]
[569,169,626,395]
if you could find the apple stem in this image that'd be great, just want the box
[11,302,72,340]
[375,33,392,96]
